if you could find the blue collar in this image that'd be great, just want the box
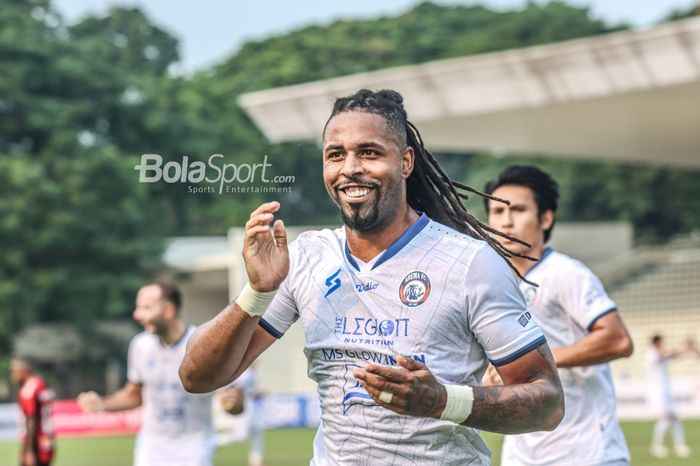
[523,247,554,278]
[344,213,430,272]
[159,325,191,348]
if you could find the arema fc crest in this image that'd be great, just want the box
[399,271,431,307]
[523,285,537,306]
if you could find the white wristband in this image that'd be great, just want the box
[235,282,277,317]
[440,384,474,424]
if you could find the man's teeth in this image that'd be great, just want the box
[345,187,369,198]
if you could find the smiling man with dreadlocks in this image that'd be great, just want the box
[180,89,564,465]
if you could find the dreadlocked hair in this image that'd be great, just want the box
[326,89,537,284]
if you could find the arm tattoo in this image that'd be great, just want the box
[405,377,443,418]
[464,346,564,434]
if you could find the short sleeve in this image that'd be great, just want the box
[466,246,546,366]
[258,242,300,338]
[19,378,43,416]
[556,262,617,331]
[126,336,143,385]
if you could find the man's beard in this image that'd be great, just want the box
[338,178,402,233]
[329,169,405,233]
[341,201,381,232]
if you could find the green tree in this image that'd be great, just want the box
[0,1,165,355]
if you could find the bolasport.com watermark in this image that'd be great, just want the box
[134,154,295,194]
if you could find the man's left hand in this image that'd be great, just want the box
[353,355,446,418]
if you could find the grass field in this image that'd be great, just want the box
[1,420,698,465]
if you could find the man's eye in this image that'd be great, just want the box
[361,149,378,156]
[326,152,343,159]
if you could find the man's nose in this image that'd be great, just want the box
[501,210,514,228]
[340,152,364,177]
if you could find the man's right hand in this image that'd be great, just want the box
[243,201,289,292]
[77,391,105,413]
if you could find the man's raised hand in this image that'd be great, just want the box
[243,201,289,292]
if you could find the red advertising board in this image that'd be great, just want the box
[51,400,141,437]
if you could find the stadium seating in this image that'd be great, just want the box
[608,234,700,379]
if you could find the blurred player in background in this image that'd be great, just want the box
[647,334,692,459]
[77,283,221,466]
[10,357,55,466]
[214,367,266,466]
[484,165,634,466]
[181,89,564,465]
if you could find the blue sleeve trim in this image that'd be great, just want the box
[586,307,618,332]
[258,318,284,339]
[490,335,547,366]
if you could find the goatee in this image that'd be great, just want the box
[341,203,380,232]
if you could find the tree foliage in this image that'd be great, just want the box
[0,2,165,355]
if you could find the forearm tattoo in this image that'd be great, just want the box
[405,376,444,418]
[464,346,564,434]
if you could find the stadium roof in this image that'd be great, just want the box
[163,237,231,271]
[239,16,700,168]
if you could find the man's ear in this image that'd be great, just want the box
[164,302,177,319]
[540,209,555,231]
[402,146,414,179]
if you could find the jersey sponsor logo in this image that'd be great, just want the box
[339,355,427,414]
[324,268,342,297]
[399,271,431,307]
[334,317,409,338]
[355,281,379,292]
[584,288,604,306]
[322,348,425,365]
[342,364,373,414]
[518,311,532,327]
[157,406,185,422]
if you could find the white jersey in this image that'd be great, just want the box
[213,368,258,445]
[502,248,630,466]
[646,348,674,414]
[260,214,545,465]
[127,325,216,466]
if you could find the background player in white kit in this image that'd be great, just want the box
[180,89,564,465]
[646,334,692,459]
[483,165,634,466]
[77,283,221,466]
[215,366,267,466]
